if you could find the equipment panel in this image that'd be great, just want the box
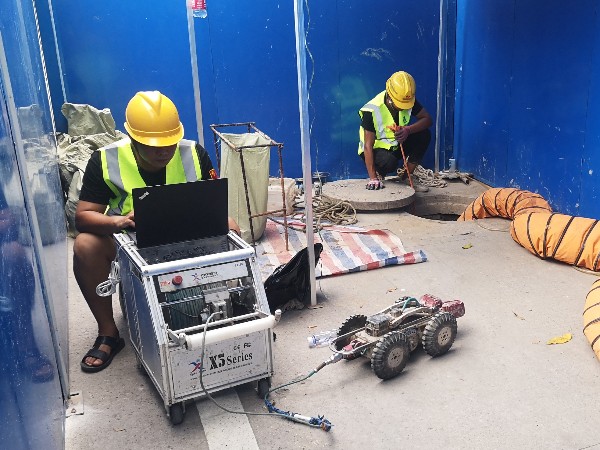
[157,260,248,293]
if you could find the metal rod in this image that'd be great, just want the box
[238,150,256,247]
[172,311,263,334]
[277,144,289,251]
[212,128,221,171]
[211,121,256,128]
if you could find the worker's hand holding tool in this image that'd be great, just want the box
[387,123,409,144]
[366,178,384,190]
[393,126,410,144]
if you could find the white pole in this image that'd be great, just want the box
[293,0,317,306]
[434,0,445,173]
[186,0,205,147]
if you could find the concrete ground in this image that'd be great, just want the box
[65,179,600,450]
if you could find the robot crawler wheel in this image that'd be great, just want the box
[404,327,420,352]
[257,378,271,399]
[422,311,457,357]
[335,315,367,350]
[169,402,185,425]
[371,331,410,380]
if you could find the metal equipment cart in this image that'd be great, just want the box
[115,231,276,425]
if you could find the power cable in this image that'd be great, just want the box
[195,313,333,431]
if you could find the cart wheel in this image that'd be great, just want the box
[371,331,410,380]
[169,402,185,425]
[257,378,271,399]
[335,315,367,350]
[422,311,457,357]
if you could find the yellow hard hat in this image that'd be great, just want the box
[386,71,416,110]
[124,91,184,146]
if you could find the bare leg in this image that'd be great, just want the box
[73,233,118,367]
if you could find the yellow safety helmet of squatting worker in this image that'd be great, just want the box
[124,91,184,146]
[386,71,416,110]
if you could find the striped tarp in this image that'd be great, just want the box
[256,219,427,279]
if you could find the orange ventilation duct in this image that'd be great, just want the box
[458,187,552,221]
[584,280,600,360]
[510,212,600,271]
[459,188,600,361]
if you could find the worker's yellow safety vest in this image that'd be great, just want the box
[358,91,412,155]
[99,138,203,216]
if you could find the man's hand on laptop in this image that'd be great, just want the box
[114,211,135,232]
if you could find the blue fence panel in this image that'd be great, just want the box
[35,0,67,132]
[455,0,600,217]
[51,0,197,151]
[581,10,600,217]
[454,0,514,185]
[0,0,69,446]
[0,68,64,450]
[509,1,595,215]
[193,0,300,174]
[51,0,442,180]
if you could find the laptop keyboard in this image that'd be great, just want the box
[137,235,230,264]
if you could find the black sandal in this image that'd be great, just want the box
[80,335,125,373]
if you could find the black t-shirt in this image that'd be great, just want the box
[360,98,424,132]
[79,143,215,205]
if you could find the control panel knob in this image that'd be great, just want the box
[172,275,183,286]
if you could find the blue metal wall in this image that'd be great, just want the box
[51,0,443,180]
[0,0,68,447]
[454,1,600,217]
[51,0,196,144]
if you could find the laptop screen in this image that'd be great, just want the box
[131,178,229,249]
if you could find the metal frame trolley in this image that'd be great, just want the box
[115,231,276,425]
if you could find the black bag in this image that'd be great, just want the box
[263,243,324,313]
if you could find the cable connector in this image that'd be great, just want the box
[264,399,333,432]
[312,352,343,374]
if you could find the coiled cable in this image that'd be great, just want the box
[96,260,120,297]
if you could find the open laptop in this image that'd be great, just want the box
[131,178,229,249]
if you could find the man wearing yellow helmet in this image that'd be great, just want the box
[358,71,433,192]
[74,91,240,373]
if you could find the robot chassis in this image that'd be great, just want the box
[330,295,465,380]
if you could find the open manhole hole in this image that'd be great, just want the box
[408,191,483,220]
[418,213,460,221]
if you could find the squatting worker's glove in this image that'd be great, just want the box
[393,126,410,144]
[366,178,384,190]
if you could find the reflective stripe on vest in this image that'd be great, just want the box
[100,138,202,216]
[358,91,412,155]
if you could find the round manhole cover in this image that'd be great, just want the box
[321,178,415,211]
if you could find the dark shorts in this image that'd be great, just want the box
[360,128,431,177]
